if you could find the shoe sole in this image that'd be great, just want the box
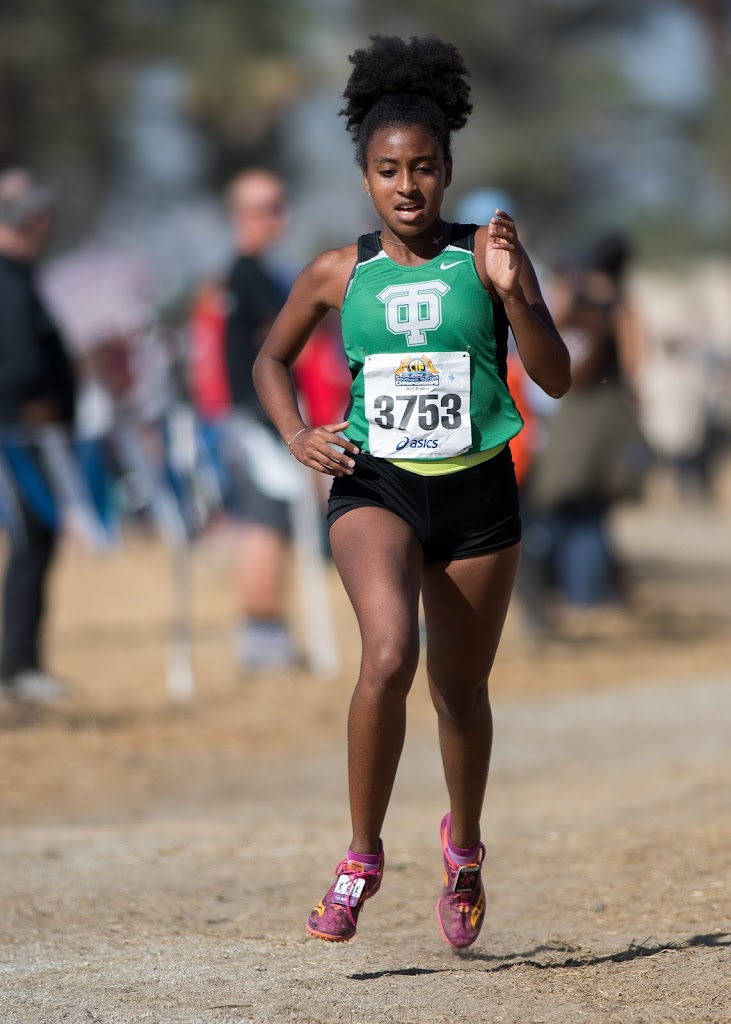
[305,924,354,943]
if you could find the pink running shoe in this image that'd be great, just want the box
[306,850,384,942]
[436,813,486,949]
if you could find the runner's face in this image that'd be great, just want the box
[363,125,452,239]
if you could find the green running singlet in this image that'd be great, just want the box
[340,224,524,462]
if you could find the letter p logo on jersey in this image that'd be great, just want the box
[377,280,450,347]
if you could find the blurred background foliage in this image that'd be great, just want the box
[0,0,729,263]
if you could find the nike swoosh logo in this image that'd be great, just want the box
[440,259,469,270]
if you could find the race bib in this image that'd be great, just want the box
[363,351,472,458]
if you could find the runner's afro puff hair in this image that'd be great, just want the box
[340,35,472,169]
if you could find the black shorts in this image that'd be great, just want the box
[327,446,521,562]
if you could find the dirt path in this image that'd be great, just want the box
[2,675,729,1024]
[1,503,730,1023]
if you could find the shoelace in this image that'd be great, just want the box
[333,858,382,928]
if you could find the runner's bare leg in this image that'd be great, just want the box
[329,506,423,854]
[422,543,521,849]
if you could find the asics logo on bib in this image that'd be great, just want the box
[395,436,439,451]
[377,280,450,347]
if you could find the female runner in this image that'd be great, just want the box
[253,34,571,948]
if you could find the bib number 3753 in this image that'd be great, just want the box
[363,351,472,459]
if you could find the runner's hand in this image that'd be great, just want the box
[485,210,523,298]
[288,420,359,477]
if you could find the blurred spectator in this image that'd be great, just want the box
[638,336,711,502]
[504,350,552,639]
[291,312,353,516]
[222,168,297,672]
[0,168,76,702]
[42,244,166,430]
[529,234,648,606]
[292,313,351,432]
[43,243,175,535]
[189,280,230,421]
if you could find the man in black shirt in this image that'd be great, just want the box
[223,169,296,670]
[225,175,288,417]
[0,168,76,701]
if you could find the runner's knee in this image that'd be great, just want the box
[430,675,490,726]
[359,638,419,700]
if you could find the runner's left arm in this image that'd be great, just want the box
[477,213,571,399]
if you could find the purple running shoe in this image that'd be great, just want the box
[306,850,384,942]
[436,813,486,949]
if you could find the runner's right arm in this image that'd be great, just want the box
[253,246,360,477]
